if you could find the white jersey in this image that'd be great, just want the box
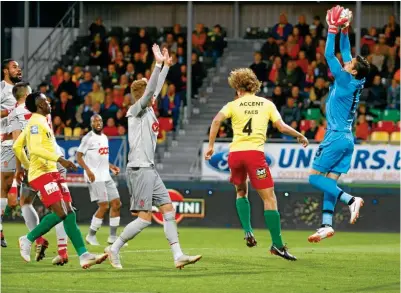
[0,80,16,146]
[77,131,112,182]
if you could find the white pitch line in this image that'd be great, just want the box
[3,287,154,293]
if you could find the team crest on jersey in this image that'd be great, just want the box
[152,122,159,133]
[30,125,38,134]
[256,168,267,179]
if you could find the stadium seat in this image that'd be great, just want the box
[145,26,159,40]
[369,108,382,123]
[108,26,123,39]
[390,131,400,143]
[157,130,167,144]
[244,27,260,39]
[124,26,139,37]
[64,127,73,139]
[370,131,389,142]
[395,121,401,132]
[160,27,173,35]
[159,117,173,132]
[305,108,322,120]
[85,65,101,77]
[299,120,312,132]
[382,109,400,122]
[373,121,395,133]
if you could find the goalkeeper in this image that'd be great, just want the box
[308,6,370,243]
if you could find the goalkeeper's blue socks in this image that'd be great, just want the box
[322,192,337,226]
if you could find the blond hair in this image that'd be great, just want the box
[228,68,261,94]
[130,80,147,101]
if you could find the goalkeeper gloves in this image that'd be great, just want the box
[326,5,350,34]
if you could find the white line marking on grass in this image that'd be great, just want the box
[3,287,154,293]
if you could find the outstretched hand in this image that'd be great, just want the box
[152,44,165,64]
[162,48,173,66]
[326,5,350,34]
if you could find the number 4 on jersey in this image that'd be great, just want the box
[242,118,253,136]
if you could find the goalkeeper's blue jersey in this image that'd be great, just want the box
[324,33,366,132]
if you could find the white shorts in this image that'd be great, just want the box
[88,180,120,203]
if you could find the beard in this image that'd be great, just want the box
[10,75,22,84]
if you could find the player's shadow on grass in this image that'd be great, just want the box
[342,282,400,292]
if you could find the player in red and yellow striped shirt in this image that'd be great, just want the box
[205,68,308,261]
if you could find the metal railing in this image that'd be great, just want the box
[20,2,79,88]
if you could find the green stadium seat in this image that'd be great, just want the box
[369,108,382,123]
[305,108,322,120]
[382,109,400,122]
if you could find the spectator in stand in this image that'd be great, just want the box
[250,51,268,83]
[116,109,128,129]
[118,125,126,136]
[167,53,182,90]
[309,25,320,48]
[272,13,293,42]
[125,62,136,83]
[88,81,104,104]
[309,77,328,108]
[173,24,184,40]
[101,92,119,122]
[278,60,302,90]
[132,28,151,53]
[165,33,178,53]
[133,53,146,75]
[112,86,124,108]
[144,69,151,81]
[176,46,186,64]
[267,56,282,86]
[304,64,315,90]
[389,36,400,74]
[383,15,401,46]
[261,33,279,61]
[314,52,329,80]
[136,73,144,80]
[388,79,400,109]
[139,43,153,68]
[53,91,76,128]
[89,34,108,67]
[394,68,400,82]
[75,94,93,133]
[286,34,300,60]
[122,44,132,63]
[301,34,315,62]
[271,85,286,110]
[114,51,126,75]
[177,35,186,51]
[56,71,77,100]
[89,17,106,40]
[290,86,303,107]
[179,65,187,93]
[361,27,378,53]
[296,51,309,74]
[192,23,207,54]
[295,15,309,37]
[122,93,133,111]
[191,53,206,95]
[92,102,101,116]
[72,66,84,86]
[52,116,65,136]
[370,45,386,75]
[377,34,391,57]
[77,71,93,102]
[304,120,318,139]
[315,119,326,142]
[316,39,326,55]
[292,27,304,47]
[108,36,120,63]
[207,24,226,64]
[312,15,324,38]
[51,67,64,92]
[38,82,54,100]
[103,63,119,89]
[160,84,181,130]
[103,117,119,137]
[280,97,301,125]
[277,44,290,67]
[355,115,370,141]
[367,75,387,109]
[119,74,130,95]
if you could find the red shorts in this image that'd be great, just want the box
[228,150,274,189]
[29,172,72,208]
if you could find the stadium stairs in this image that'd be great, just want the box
[158,39,259,180]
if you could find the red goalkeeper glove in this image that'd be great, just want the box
[340,9,353,34]
[326,5,349,34]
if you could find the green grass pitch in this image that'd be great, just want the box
[1,223,399,293]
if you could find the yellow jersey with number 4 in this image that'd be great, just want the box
[219,94,282,152]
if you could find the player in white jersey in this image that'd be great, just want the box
[0,59,23,247]
[76,114,122,246]
[8,82,70,265]
[105,45,202,270]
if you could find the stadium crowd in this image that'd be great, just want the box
[247,13,401,142]
[39,18,226,140]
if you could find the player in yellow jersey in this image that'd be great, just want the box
[205,68,308,261]
[13,92,108,269]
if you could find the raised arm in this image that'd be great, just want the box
[153,49,172,103]
[340,9,353,63]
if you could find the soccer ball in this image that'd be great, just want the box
[340,8,353,28]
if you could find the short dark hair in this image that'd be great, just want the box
[12,82,30,100]
[355,55,370,80]
[1,59,15,80]
[25,92,42,113]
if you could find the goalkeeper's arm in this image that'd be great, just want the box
[340,9,353,63]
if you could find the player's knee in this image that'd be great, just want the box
[110,199,121,211]
[162,210,176,222]
[98,202,110,211]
